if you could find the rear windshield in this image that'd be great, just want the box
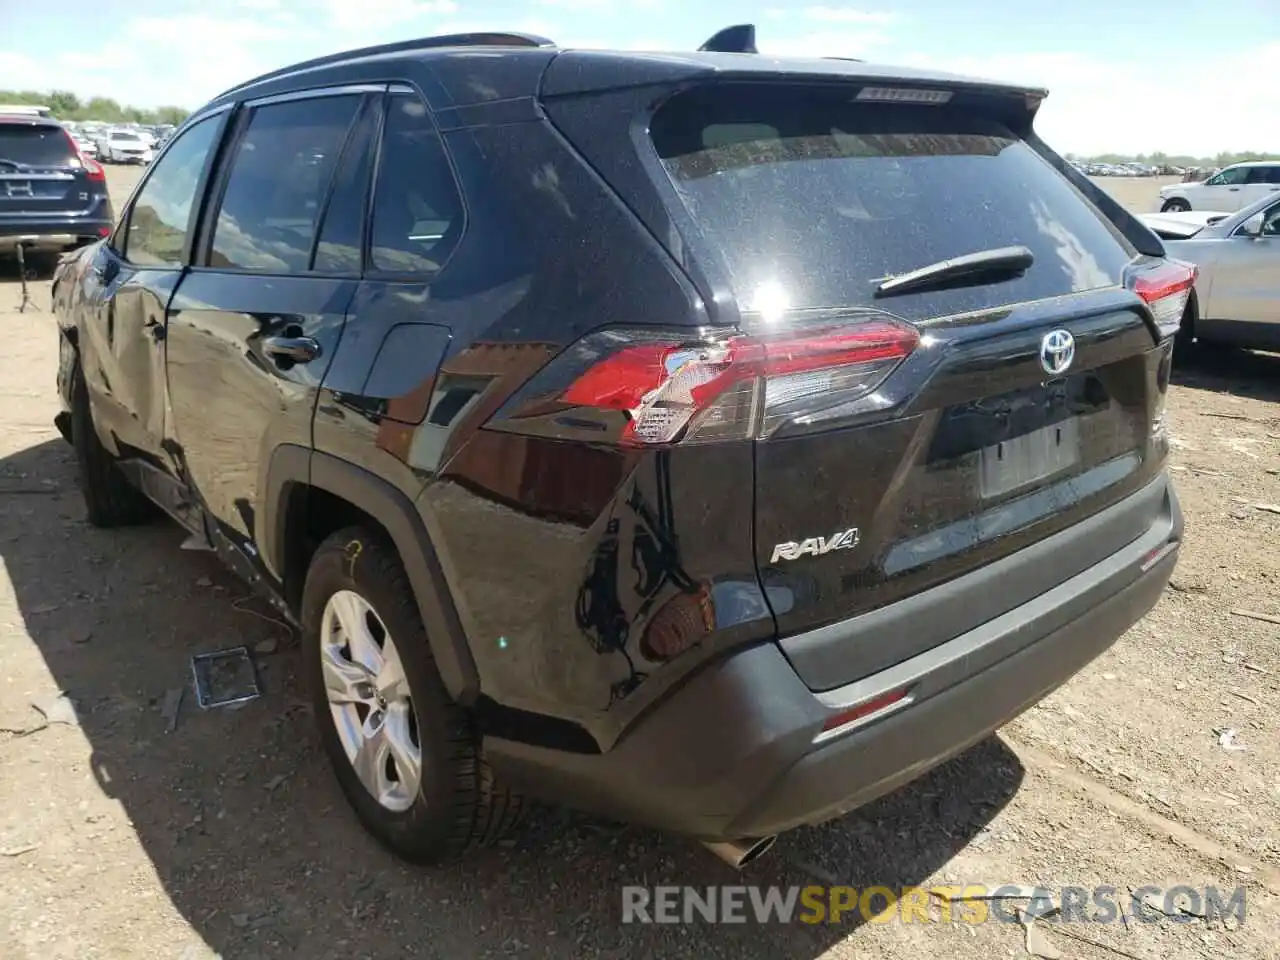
[0,124,77,166]
[650,85,1136,319]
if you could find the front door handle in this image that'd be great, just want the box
[262,335,321,366]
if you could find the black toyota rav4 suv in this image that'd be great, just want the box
[53,27,1187,867]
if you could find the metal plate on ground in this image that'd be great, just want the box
[979,418,1081,499]
[191,646,261,709]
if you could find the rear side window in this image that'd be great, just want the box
[0,124,76,166]
[208,95,361,273]
[368,93,463,275]
[649,85,1136,319]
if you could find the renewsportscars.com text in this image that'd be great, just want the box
[621,884,1246,926]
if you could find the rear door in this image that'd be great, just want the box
[310,86,463,461]
[165,86,375,545]
[643,83,1173,685]
[1245,164,1280,204]
[0,120,95,222]
[1200,166,1250,210]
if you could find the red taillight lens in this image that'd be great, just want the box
[1131,259,1197,338]
[560,318,919,445]
[63,129,106,182]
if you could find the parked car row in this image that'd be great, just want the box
[1071,160,1170,177]
[59,120,177,165]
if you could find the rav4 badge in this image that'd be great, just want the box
[770,528,861,563]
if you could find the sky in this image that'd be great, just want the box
[0,0,1276,156]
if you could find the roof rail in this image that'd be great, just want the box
[214,32,556,101]
[698,24,757,54]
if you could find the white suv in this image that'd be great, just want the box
[1158,161,1280,213]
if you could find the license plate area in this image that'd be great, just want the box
[979,418,1080,498]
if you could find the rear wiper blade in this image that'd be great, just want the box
[873,245,1034,298]
[0,158,32,171]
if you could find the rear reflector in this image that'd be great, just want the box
[816,686,914,741]
[560,318,919,445]
[640,587,715,661]
[1139,540,1179,573]
[1131,260,1197,339]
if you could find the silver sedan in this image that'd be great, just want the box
[1140,194,1280,352]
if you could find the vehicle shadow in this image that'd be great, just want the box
[1,436,1023,959]
[1174,345,1280,405]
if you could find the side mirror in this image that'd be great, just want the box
[1239,213,1265,238]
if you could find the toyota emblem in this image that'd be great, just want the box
[1040,329,1075,376]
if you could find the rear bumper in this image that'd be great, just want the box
[0,220,109,252]
[486,473,1182,840]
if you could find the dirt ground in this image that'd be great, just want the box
[1,169,1277,959]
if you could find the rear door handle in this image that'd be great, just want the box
[262,335,321,365]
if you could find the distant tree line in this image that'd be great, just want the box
[1066,150,1280,167]
[0,89,189,126]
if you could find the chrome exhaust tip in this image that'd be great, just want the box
[701,836,777,869]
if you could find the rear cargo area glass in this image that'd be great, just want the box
[0,125,77,166]
[649,85,1136,319]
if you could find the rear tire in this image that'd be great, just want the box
[302,527,523,863]
[70,360,154,528]
[1161,198,1191,213]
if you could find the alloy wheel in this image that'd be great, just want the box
[320,590,422,812]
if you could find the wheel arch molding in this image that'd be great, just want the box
[262,444,481,704]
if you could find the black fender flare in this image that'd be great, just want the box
[262,444,480,705]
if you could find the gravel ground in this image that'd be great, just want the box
[1,170,1277,959]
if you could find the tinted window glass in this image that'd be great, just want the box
[0,123,77,166]
[313,101,377,273]
[650,85,1137,319]
[369,94,463,275]
[1262,203,1280,236]
[209,95,360,273]
[1259,166,1280,185]
[1211,166,1249,185]
[124,116,221,267]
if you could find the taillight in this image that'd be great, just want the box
[1131,259,1197,339]
[560,318,919,445]
[62,129,105,182]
